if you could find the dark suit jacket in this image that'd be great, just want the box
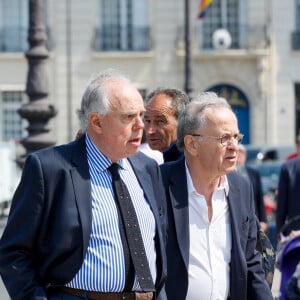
[162,141,183,163]
[0,135,167,300]
[245,166,268,223]
[276,156,300,234]
[160,158,273,300]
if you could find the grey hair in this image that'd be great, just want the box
[177,92,233,150]
[145,87,190,119]
[77,69,130,131]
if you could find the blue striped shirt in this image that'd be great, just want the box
[67,134,157,291]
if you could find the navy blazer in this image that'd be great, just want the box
[276,156,300,234]
[162,141,183,163]
[0,135,167,300]
[160,158,272,300]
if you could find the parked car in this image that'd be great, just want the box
[250,161,283,195]
[249,161,283,225]
[245,145,295,164]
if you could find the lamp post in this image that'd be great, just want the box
[184,0,193,97]
[17,0,57,167]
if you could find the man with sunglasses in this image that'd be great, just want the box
[160,92,273,300]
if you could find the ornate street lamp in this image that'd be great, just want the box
[17,0,57,167]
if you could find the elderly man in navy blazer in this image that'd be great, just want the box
[0,70,167,300]
[160,92,273,300]
[276,156,300,235]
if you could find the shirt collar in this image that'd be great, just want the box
[86,134,126,172]
[185,161,229,196]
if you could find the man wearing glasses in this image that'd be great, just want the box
[160,92,273,300]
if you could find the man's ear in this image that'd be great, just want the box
[184,135,198,156]
[90,112,102,132]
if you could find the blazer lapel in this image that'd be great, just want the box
[227,173,248,239]
[70,135,92,253]
[226,174,240,237]
[168,159,190,269]
[226,173,251,298]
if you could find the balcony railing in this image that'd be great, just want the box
[92,25,151,52]
[291,31,300,50]
[0,26,54,53]
[177,24,270,52]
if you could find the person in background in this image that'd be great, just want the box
[237,144,268,232]
[144,87,190,162]
[276,155,300,236]
[0,69,167,300]
[160,92,273,300]
[286,130,300,160]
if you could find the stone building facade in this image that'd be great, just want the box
[0,0,299,147]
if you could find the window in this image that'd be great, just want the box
[295,83,300,135]
[296,0,300,30]
[0,0,52,52]
[292,0,300,50]
[0,91,28,141]
[0,0,28,52]
[201,0,240,49]
[200,0,268,50]
[94,0,150,51]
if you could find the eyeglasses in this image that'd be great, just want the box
[190,133,244,146]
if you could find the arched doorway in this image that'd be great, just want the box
[207,84,250,144]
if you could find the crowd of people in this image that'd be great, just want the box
[0,69,299,299]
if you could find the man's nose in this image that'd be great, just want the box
[145,122,157,134]
[135,115,144,129]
